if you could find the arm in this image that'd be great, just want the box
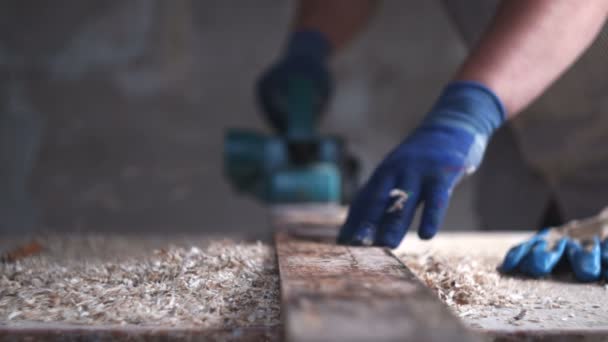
[256,1,377,132]
[338,0,608,249]
[293,0,378,52]
[457,0,608,116]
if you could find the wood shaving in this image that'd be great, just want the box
[0,240,279,327]
[512,309,526,321]
[396,236,608,330]
[397,250,575,321]
[398,252,515,310]
[1,240,44,263]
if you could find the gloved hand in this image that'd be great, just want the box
[256,30,332,133]
[337,81,505,248]
[501,208,608,282]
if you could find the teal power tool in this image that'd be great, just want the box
[224,78,359,203]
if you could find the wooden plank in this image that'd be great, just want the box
[487,329,608,342]
[275,229,479,342]
[0,323,281,342]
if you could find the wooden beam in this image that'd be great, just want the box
[0,324,281,341]
[275,228,479,342]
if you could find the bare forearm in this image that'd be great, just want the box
[456,0,608,117]
[294,0,377,52]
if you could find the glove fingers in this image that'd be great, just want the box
[417,180,452,240]
[519,238,567,277]
[500,229,549,273]
[337,171,396,246]
[567,237,602,282]
[374,173,421,248]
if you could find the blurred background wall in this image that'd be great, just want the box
[0,0,480,236]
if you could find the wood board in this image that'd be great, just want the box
[272,205,608,341]
[0,323,280,342]
[275,229,478,342]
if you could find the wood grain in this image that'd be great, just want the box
[275,230,479,342]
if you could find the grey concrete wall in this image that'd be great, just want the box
[0,0,478,236]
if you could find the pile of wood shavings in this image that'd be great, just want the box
[396,235,608,329]
[0,241,280,327]
[396,250,575,321]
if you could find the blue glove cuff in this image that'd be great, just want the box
[285,30,331,61]
[423,81,506,137]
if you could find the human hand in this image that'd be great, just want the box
[337,81,505,248]
[256,30,332,133]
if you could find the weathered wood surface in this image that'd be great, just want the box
[487,330,608,342]
[275,229,479,342]
[0,323,281,342]
[272,206,608,341]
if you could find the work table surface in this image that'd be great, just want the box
[1,231,607,341]
[397,232,608,336]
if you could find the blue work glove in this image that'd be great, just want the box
[256,30,332,133]
[501,208,608,282]
[338,81,505,248]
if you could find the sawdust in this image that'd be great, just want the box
[0,239,280,327]
[397,249,577,321]
[399,252,517,309]
[394,234,608,330]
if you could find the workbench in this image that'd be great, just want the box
[1,207,607,341]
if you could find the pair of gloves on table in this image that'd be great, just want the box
[257,30,608,282]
